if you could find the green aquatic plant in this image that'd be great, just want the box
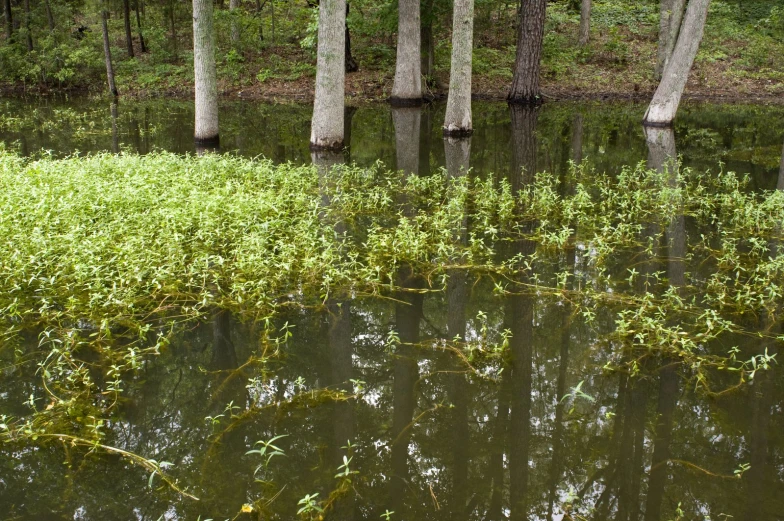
[0,150,782,508]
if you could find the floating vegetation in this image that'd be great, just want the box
[0,150,782,518]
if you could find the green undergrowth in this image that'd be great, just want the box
[0,150,783,458]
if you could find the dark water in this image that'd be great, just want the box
[1,98,783,520]
[1,98,783,190]
[2,277,782,520]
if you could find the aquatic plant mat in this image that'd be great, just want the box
[1,151,783,519]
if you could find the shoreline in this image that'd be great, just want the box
[3,71,783,106]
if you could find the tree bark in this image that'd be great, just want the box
[443,0,474,136]
[123,0,134,57]
[345,3,357,72]
[655,0,686,80]
[419,0,435,78]
[44,0,55,30]
[508,0,547,103]
[310,0,346,149]
[23,0,32,50]
[578,0,591,46]
[193,0,219,144]
[230,0,239,46]
[135,0,147,53]
[643,0,711,126]
[390,0,422,104]
[101,5,119,97]
[3,0,12,40]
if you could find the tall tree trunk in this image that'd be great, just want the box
[123,0,134,57]
[3,0,12,40]
[508,0,547,103]
[578,0,591,46]
[655,0,686,80]
[310,0,346,149]
[230,0,239,46]
[44,0,55,30]
[23,0,32,51]
[643,0,711,126]
[345,3,357,72]
[101,4,119,97]
[135,0,146,53]
[420,0,434,79]
[443,0,474,136]
[390,0,422,104]
[169,0,178,59]
[193,0,219,144]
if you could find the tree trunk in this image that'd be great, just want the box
[229,0,239,46]
[390,0,422,104]
[135,0,146,53]
[443,0,474,136]
[655,0,686,80]
[169,0,178,59]
[643,0,710,126]
[508,0,547,103]
[578,0,591,46]
[44,0,55,30]
[23,0,32,51]
[345,3,357,72]
[420,0,434,79]
[3,0,12,40]
[310,0,346,149]
[123,0,134,57]
[101,5,119,97]
[193,0,219,144]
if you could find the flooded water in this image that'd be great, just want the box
[1,98,783,520]
[1,98,783,190]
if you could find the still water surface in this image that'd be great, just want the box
[0,98,783,520]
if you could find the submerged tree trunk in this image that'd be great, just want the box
[193,0,219,144]
[443,0,473,136]
[393,107,422,177]
[390,0,422,104]
[101,5,119,97]
[508,0,547,103]
[310,0,346,149]
[655,0,686,80]
[643,0,710,126]
[110,102,119,153]
[135,0,147,53]
[578,0,591,46]
[3,0,12,40]
[230,0,239,46]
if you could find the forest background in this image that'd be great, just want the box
[1,0,782,102]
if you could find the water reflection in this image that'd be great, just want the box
[2,102,784,520]
[2,99,783,189]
